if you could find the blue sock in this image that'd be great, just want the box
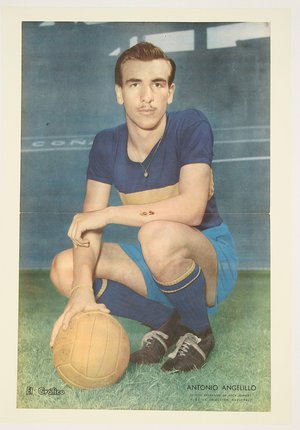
[93,278,174,329]
[154,261,210,334]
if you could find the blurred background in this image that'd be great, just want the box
[20,21,270,270]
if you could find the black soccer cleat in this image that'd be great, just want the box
[130,310,180,364]
[161,327,215,372]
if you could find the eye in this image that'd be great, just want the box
[153,82,163,88]
[129,82,139,88]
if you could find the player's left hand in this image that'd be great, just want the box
[50,285,110,348]
[68,209,108,247]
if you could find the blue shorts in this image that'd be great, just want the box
[201,223,238,313]
[120,222,238,315]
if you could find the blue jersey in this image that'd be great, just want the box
[87,109,223,230]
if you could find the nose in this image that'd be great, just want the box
[140,85,153,103]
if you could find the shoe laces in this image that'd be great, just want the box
[141,330,169,353]
[167,333,206,360]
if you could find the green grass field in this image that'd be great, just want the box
[17,270,270,411]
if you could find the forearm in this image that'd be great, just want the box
[50,230,108,348]
[72,231,102,287]
[106,193,206,228]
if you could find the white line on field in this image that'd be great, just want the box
[213,156,270,163]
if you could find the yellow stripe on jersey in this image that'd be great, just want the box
[119,168,215,205]
[119,183,179,205]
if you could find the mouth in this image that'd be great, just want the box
[138,108,156,115]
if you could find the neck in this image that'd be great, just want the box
[127,114,166,159]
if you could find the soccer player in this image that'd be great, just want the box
[50,42,237,372]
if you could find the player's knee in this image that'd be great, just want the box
[138,221,170,252]
[49,253,61,289]
[138,221,177,275]
[49,250,72,294]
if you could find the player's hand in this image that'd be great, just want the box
[68,209,108,247]
[50,286,110,348]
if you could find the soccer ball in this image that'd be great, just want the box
[52,311,130,389]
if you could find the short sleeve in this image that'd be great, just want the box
[178,110,214,167]
[86,130,114,184]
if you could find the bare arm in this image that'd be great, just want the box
[50,180,111,347]
[71,179,111,287]
[68,163,211,246]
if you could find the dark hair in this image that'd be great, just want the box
[115,42,176,87]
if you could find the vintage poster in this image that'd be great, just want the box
[0,2,298,429]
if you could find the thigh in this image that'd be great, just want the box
[54,243,147,297]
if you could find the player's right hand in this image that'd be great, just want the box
[50,286,110,348]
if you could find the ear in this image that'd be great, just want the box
[115,85,124,105]
[167,83,175,105]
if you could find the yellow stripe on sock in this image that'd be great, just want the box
[95,279,108,301]
[160,266,201,294]
[153,261,196,287]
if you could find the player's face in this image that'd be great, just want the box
[115,59,175,132]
